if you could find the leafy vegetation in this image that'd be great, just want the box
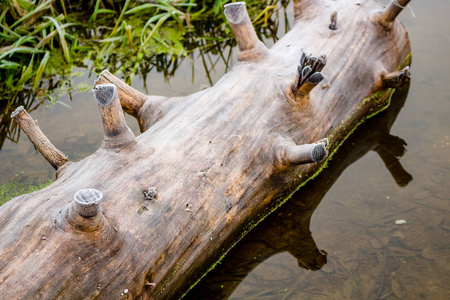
[0,0,290,149]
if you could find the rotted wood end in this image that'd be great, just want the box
[293,51,326,100]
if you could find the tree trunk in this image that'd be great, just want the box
[0,1,412,299]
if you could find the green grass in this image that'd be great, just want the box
[0,175,53,206]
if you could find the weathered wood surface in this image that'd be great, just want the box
[0,0,412,299]
[185,86,412,299]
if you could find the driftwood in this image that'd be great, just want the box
[0,0,412,299]
[186,86,412,299]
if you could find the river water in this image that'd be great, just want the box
[0,1,449,299]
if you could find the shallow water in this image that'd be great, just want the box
[0,0,449,299]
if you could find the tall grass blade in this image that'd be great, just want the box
[101,36,127,43]
[59,0,67,18]
[88,0,101,28]
[0,23,21,39]
[10,0,53,29]
[33,51,50,87]
[13,35,35,48]
[0,60,21,70]
[17,54,34,87]
[139,13,171,52]
[0,47,43,60]
[125,4,163,15]
[31,15,64,36]
[125,25,136,50]
[252,6,276,25]
[43,16,71,63]
[108,0,131,38]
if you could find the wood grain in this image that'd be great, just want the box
[0,1,412,299]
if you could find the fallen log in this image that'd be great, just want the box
[0,0,412,299]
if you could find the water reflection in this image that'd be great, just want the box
[185,86,411,299]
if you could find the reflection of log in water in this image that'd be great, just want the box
[185,86,412,300]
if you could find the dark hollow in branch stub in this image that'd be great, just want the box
[11,106,68,170]
[294,51,326,98]
[93,83,136,150]
[224,2,268,61]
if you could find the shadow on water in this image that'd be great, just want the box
[185,85,412,300]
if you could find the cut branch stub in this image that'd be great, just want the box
[66,188,106,232]
[93,83,136,150]
[281,139,329,165]
[376,0,412,29]
[224,2,269,61]
[94,70,148,118]
[11,106,68,170]
[329,11,338,30]
[381,66,410,88]
[73,188,103,217]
